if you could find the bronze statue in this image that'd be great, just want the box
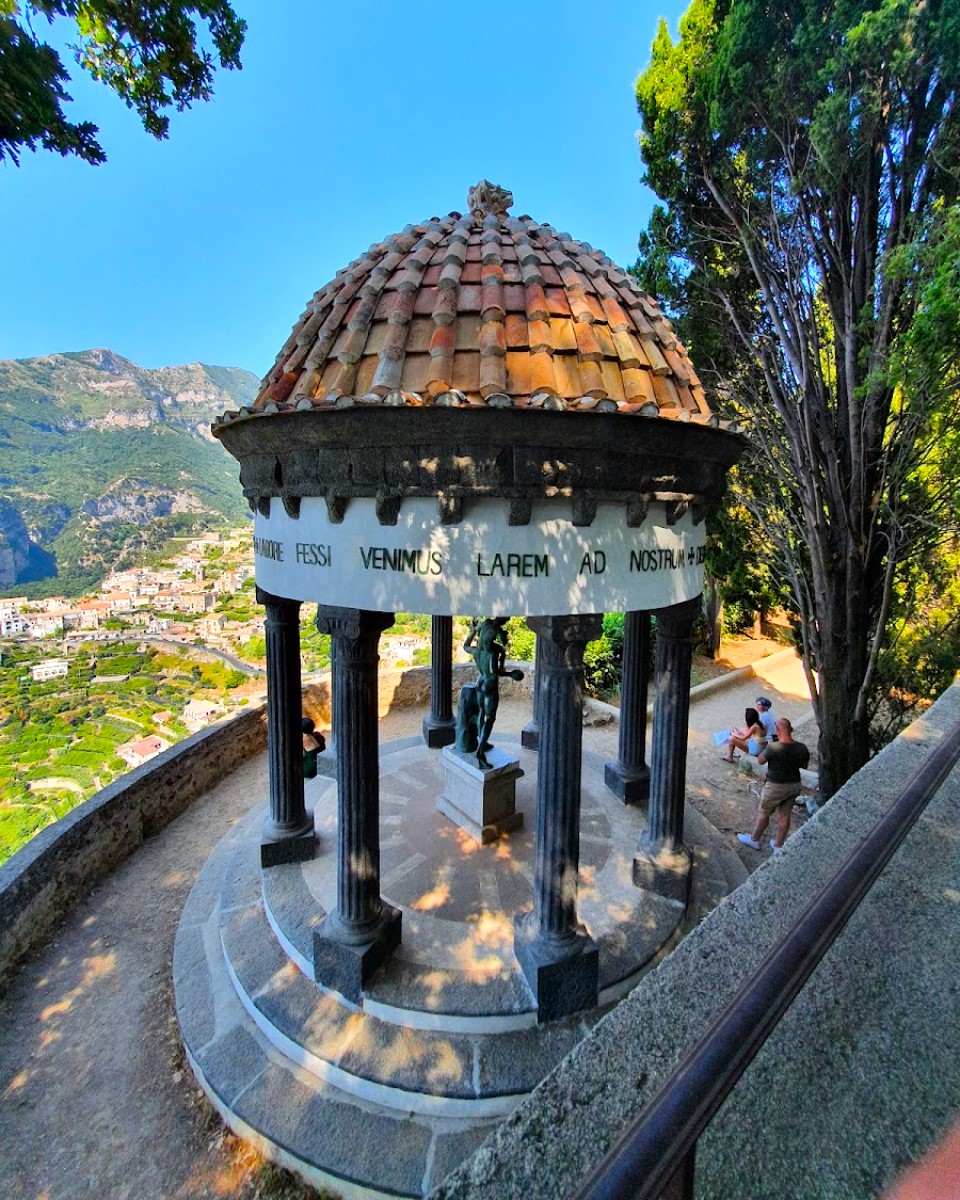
[456,617,523,770]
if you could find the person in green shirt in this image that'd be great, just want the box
[737,717,810,852]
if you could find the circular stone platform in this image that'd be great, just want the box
[174,735,745,1197]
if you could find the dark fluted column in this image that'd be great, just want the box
[521,632,543,750]
[514,613,601,1022]
[634,597,699,904]
[312,606,400,1000]
[257,588,315,867]
[422,614,456,748]
[605,610,651,804]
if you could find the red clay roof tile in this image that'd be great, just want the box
[225,184,717,426]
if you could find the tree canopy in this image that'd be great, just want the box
[636,0,960,796]
[0,0,245,165]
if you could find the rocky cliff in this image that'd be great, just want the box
[0,350,259,593]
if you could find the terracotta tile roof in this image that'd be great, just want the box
[215,182,723,429]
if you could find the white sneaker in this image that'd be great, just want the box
[737,833,761,850]
[769,839,783,851]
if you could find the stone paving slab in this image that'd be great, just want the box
[290,740,706,1019]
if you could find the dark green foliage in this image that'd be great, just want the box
[503,618,535,663]
[0,805,56,862]
[298,623,330,672]
[583,613,626,700]
[635,0,960,793]
[0,1,245,166]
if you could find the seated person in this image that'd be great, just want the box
[720,706,768,762]
[754,696,777,742]
[301,716,325,779]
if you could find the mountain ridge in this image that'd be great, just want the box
[0,349,259,596]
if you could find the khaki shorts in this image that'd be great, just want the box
[760,779,802,815]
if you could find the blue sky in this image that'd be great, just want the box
[0,1,688,378]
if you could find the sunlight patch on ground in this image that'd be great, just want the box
[2,1069,31,1097]
[452,929,511,980]
[469,910,513,951]
[419,969,453,1010]
[412,880,452,911]
[454,827,482,856]
[383,1033,461,1085]
[39,952,116,1022]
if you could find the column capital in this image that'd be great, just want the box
[528,613,602,656]
[256,586,299,612]
[315,605,395,639]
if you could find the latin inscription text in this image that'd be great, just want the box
[476,552,549,578]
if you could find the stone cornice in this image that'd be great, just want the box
[216,407,746,528]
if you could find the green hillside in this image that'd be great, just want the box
[0,349,257,596]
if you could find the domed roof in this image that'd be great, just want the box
[218,182,720,427]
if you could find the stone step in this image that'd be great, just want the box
[175,822,497,1198]
[174,738,748,1195]
[220,825,601,1115]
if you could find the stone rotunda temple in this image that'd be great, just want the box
[175,182,745,1197]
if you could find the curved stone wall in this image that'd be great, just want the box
[0,704,269,990]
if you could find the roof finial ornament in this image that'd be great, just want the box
[467,180,513,218]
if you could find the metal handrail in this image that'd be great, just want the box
[573,717,960,1200]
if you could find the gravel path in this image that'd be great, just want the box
[0,650,812,1200]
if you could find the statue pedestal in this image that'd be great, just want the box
[437,747,524,845]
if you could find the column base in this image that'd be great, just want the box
[260,814,316,868]
[520,722,540,751]
[313,904,402,1003]
[513,914,599,1023]
[422,714,457,749]
[604,761,650,806]
[633,841,692,906]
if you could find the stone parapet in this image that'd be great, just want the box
[0,704,267,992]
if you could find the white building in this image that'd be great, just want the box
[28,614,64,639]
[31,658,70,682]
[183,697,223,729]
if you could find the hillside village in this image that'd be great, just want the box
[0,528,255,647]
[0,526,434,864]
